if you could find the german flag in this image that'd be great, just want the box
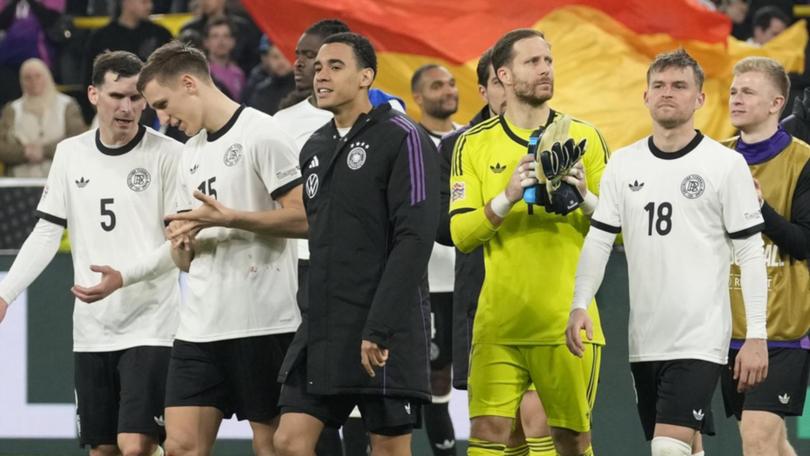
[243,0,806,149]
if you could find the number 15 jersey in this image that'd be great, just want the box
[591,132,764,364]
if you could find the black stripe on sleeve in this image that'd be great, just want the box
[728,222,766,239]
[271,176,303,200]
[449,207,475,218]
[590,218,621,234]
[34,210,67,228]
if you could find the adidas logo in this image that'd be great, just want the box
[154,415,165,427]
[75,177,89,188]
[404,402,411,415]
[309,156,320,169]
[629,179,644,192]
[489,162,506,173]
[779,393,790,405]
[435,439,455,450]
[692,409,704,421]
[190,164,199,174]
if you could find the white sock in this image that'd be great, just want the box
[651,436,691,456]
[150,445,165,456]
[692,451,705,456]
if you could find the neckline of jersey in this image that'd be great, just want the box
[499,109,556,147]
[207,105,245,142]
[648,130,704,160]
[95,124,146,156]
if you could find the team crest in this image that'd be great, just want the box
[680,174,705,199]
[127,168,151,192]
[223,143,243,167]
[346,141,368,170]
[451,182,465,202]
[305,173,319,199]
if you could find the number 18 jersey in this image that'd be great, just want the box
[591,132,764,364]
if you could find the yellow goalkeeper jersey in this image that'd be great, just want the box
[450,110,608,345]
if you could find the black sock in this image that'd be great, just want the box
[424,402,456,456]
[342,417,370,456]
[315,426,343,456]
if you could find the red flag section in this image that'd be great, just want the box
[242,0,806,149]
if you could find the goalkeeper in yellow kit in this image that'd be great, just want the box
[449,29,609,456]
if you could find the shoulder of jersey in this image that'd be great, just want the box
[701,134,742,160]
[607,136,648,161]
[143,125,182,147]
[460,115,500,140]
[790,136,810,161]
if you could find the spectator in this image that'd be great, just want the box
[243,35,294,115]
[82,0,172,86]
[180,0,261,74]
[203,17,244,101]
[750,5,790,45]
[0,58,86,177]
[0,0,64,107]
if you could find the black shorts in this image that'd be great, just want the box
[721,347,810,420]
[278,357,420,436]
[165,333,293,421]
[74,346,170,447]
[429,292,453,371]
[630,359,721,441]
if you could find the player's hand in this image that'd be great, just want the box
[565,308,593,357]
[505,154,538,203]
[165,220,199,251]
[164,191,235,234]
[562,160,588,197]
[360,339,389,378]
[0,297,8,323]
[752,178,764,207]
[70,265,123,303]
[734,338,768,392]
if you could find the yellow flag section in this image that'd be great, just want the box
[373,6,806,150]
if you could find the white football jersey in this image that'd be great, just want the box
[176,106,302,342]
[592,133,764,364]
[273,98,332,262]
[425,131,456,293]
[36,126,181,352]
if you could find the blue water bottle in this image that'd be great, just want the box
[523,130,543,204]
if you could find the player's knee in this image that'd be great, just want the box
[273,427,310,456]
[650,436,692,456]
[741,426,779,455]
[470,416,512,443]
[163,437,195,456]
[549,428,589,456]
[119,440,153,456]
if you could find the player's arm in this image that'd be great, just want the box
[566,157,621,356]
[0,218,64,322]
[755,160,810,260]
[724,157,768,392]
[449,137,537,252]
[361,130,440,377]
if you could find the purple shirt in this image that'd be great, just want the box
[210,61,245,101]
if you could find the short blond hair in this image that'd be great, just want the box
[733,56,790,100]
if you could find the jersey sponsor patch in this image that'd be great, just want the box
[224,143,243,167]
[127,168,151,192]
[276,167,299,180]
[680,174,705,199]
[347,141,368,170]
[305,173,319,198]
[451,182,465,202]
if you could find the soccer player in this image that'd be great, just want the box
[137,41,306,456]
[0,50,181,456]
[449,29,608,456]
[271,32,438,456]
[566,49,769,456]
[411,62,460,456]
[722,56,810,456]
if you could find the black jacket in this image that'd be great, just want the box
[279,104,439,400]
[437,105,490,389]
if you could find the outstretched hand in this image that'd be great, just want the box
[164,191,235,238]
[71,265,123,303]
